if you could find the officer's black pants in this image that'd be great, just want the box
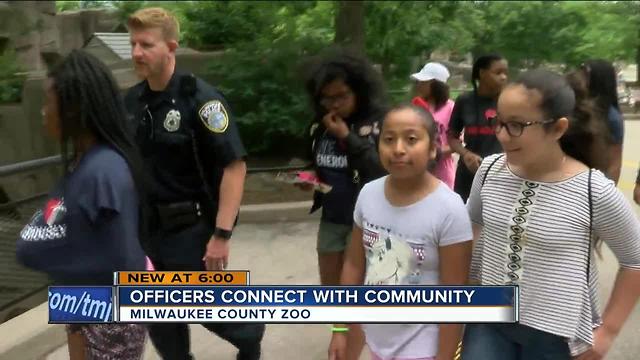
[148,321,264,360]
[147,221,265,360]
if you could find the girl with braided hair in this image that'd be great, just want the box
[16,49,148,359]
[447,54,508,202]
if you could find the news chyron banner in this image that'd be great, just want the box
[49,271,518,324]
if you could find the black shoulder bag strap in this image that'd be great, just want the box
[482,154,505,187]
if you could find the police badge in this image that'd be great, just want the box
[164,109,181,132]
[199,100,229,133]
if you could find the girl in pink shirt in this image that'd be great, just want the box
[411,62,456,189]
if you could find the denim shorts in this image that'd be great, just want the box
[461,323,571,360]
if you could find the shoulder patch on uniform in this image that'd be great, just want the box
[199,100,229,133]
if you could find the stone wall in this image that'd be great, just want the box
[0,1,59,71]
[0,74,60,201]
[0,2,122,72]
[56,8,121,57]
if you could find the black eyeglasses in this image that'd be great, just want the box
[320,90,353,108]
[488,116,556,137]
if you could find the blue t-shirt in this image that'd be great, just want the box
[607,106,624,145]
[314,130,358,225]
[16,145,145,285]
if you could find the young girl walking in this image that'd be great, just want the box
[16,50,148,360]
[461,69,640,359]
[410,62,456,189]
[448,54,508,202]
[328,104,473,360]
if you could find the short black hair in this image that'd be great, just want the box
[471,53,504,92]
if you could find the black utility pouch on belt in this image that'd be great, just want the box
[156,201,202,233]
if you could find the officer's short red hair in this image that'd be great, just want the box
[128,7,180,42]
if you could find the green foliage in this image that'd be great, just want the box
[181,1,277,49]
[471,1,640,68]
[53,0,639,155]
[56,1,109,12]
[562,1,640,65]
[474,2,582,67]
[365,1,479,77]
[203,2,333,155]
[0,51,26,104]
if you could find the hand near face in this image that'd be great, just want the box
[322,112,350,140]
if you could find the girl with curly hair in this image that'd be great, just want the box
[297,47,388,359]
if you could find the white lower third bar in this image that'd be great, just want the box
[118,306,515,323]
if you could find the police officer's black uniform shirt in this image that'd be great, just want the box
[124,70,247,207]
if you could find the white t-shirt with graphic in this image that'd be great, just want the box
[354,176,472,359]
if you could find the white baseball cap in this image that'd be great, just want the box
[410,62,450,82]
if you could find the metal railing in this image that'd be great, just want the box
[0,155,62,178]
[0,153,311,318]
[0,157,310,210]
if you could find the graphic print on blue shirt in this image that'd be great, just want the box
[16,145,145,285]
[314,131,357,225]
[20,198,67,242]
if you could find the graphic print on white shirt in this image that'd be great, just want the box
[363,224,428,286]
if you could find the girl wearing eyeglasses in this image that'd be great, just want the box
[297,48,388,360]
[461,69,640,360]
[448,54,508,202]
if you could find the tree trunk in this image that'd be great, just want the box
[334,1,365,54]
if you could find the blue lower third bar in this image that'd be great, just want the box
[48,286,113,323]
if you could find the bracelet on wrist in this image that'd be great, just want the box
[214,227,232,240]
[331,326,349,333]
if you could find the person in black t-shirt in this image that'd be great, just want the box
[448,54,509,202]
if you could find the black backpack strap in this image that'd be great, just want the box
[586,169,593,285]
[482,154,505,187]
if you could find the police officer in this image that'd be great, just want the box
[124,7,264,360]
